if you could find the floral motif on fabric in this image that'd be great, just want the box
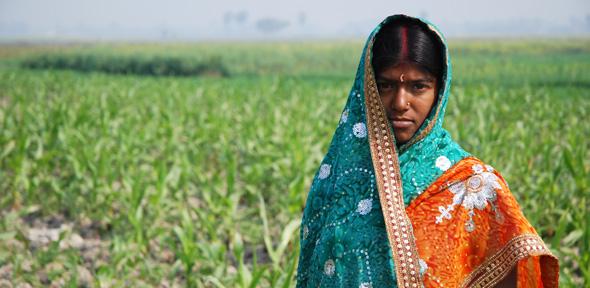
[318,164,331,179]
[435,155,451,171]
[356,199,373,215]
[340,109,349,124]
[435,164,501,232]
[352,122,367,138]
[324,259,336,276]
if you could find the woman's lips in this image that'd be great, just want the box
[390,118,414,129]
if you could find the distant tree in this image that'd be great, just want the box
[235,10,248,24]
[298,12,306,26]
[256,18,289,34]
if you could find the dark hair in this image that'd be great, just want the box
[372,18,445,88]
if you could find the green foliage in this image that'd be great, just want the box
[20,53,230,77]
[0,39,588,287]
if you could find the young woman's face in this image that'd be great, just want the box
[376,62,438,144]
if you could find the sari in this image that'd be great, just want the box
[296,14,559,288]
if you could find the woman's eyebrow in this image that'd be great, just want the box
[409,78,435,83]
[376,76,435,83]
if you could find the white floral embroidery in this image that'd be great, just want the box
[324,259,335,276]
[485,164,494,172]
[435,163,502,232]
[435,156,452,171]
[436,205,453,223]
[356,199,373,215]
[419,259,428,276]
[319,164,331,179]
[303,225,309,240]
[340,109,349,124]
[359,282,372,288]
[352,122,367,138]
[472,164,484,174]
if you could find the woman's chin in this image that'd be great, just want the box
[394,136,410,145]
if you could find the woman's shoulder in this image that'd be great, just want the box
[432,156,509,189]
[449,155,500,174]
[409,155,514,208]
[408,154,559,288]
[410,155,535,235]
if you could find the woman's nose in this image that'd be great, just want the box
[392,87,410,112]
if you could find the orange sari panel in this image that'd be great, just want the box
[406,157,559,287]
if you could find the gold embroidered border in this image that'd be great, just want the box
[364,36,423,287]
[460,234,557,288]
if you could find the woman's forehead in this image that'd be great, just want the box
[376,63,436,81]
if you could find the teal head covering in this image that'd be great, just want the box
[297,14,469,287]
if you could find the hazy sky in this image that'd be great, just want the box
[1,0,588,40]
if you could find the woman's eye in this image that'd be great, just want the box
[378,82,394,91]
[412,83,430,92]
[413,83,426,90]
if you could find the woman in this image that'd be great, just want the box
[296,15,559,287]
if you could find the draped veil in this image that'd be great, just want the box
[296,14,558,288]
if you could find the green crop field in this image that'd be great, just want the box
[0,39,588,287]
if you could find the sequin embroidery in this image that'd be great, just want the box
[435,164,502,232]
[353,122,367,138]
